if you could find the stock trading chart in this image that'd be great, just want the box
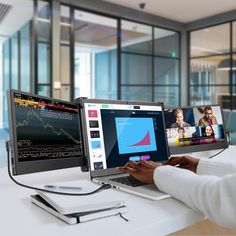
[14,94,82,161]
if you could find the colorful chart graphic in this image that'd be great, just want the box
[115,117,157,155]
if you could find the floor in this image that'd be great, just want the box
[170,219,236,235]
[0,129,9,167]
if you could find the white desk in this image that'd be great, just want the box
[1,146,236,236]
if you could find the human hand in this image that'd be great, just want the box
[118,160,162,184]
[165,155,200,173]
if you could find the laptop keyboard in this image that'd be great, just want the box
[110,175,147,187]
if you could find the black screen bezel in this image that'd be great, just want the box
[8,89,85,175]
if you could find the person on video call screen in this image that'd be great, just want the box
[198,106,218,126]
[175,127,191,146]
[171,108,191,128]
[200,125,217,144]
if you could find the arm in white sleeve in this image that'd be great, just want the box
[154,166,236,228]
[197,158,236,177]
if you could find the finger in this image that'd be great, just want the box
[117,161,132,171]
[165,157,182,166]
[177,163,193,169]
[167,158,187,166]
[117,166,126,172]
[140,160,156,168]
[122,166,138,175]
[148,160,162,167]
[139,160,150,166]
[169,155,186,160]
[127,161,139,169]
[177,164,192,170]
[165,156,176,164]
[121,160,137,168]
[117,162,129,170]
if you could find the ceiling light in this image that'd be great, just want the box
[191,46,223,54]
[217,59,236,71]
[60,22,71,27]
[54,81,61,89]
[38,18,50,23]
[37,18,71,26]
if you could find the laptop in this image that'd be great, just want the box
[77,98,170,200]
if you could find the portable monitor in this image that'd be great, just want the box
[8,90,85,175]
[164,105,229,155]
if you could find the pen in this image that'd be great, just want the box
[44,185,82,190]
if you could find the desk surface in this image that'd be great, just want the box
[1,146,236,236]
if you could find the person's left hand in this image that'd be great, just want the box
[118,160,162,184]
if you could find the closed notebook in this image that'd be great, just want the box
[37,180,125,214]
[31,195,128,225]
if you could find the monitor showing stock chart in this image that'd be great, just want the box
[8,90,85,175]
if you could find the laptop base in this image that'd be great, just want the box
[92,174,170,201]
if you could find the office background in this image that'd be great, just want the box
[0,0,236,167]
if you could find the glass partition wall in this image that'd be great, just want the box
[37,1,51,97]
[60,7,180,104]
[74,10,118,100]
[1,0,51,128]
[121,20,180,104]
[189,22,236,109]
[1,1,180,128]
[60,5,70,101]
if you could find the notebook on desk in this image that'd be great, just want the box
[31,194,127,225]
[35,180,124,215]
[77,98,170,200]
[31,179,127,224]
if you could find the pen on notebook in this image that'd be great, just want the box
[44,185,83,190]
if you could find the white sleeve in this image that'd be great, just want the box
[154,166,236,228]
[197,158,236,177]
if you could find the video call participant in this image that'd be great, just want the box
[205,125,215,137]
[198,106,218,126]
[175,127,191,146]
[171,109,191,128]
[119,157,236,228]
[200,125,217,144]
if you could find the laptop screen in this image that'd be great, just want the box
[8,90,84,175]
[82,100,169,171]
[164,105,228,154]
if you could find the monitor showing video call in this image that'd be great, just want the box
[164,105,229,154]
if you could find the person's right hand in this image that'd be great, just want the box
[165,155,200,173]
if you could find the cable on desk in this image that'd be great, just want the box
[5,141,111,196]
[208,148,227,159]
